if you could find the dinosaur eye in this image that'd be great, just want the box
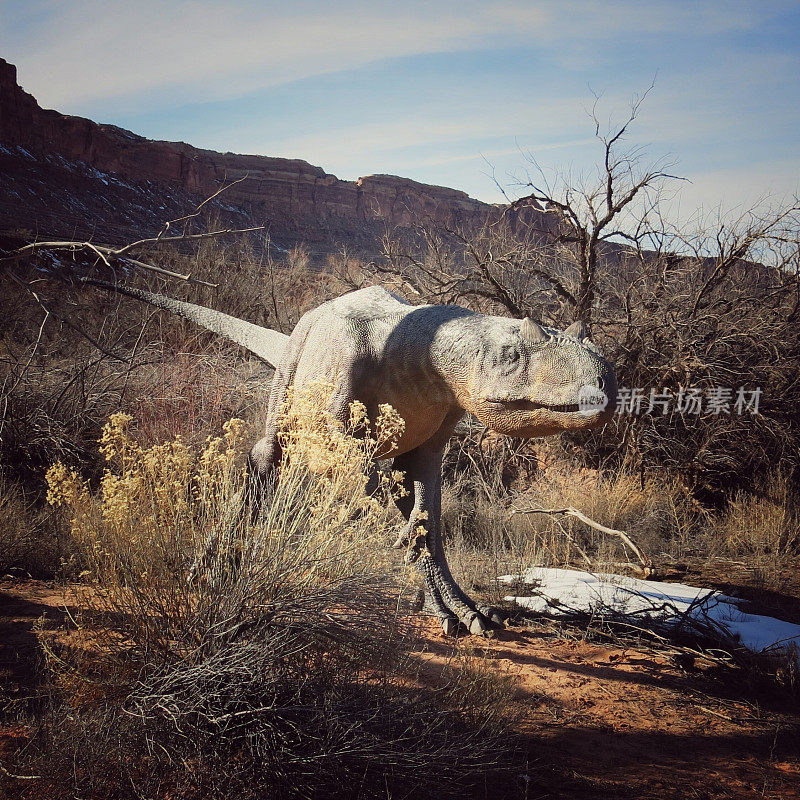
[502,346,520,364]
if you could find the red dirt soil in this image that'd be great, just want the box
[2,579,799,799]
[412,617,800,799]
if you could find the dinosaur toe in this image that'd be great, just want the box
[440,616,460,637]
[478,605,507,627]
[464,611,495,638]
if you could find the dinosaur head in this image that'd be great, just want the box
[467,317,616,438]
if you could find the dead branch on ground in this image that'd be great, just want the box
[510,504,653,575]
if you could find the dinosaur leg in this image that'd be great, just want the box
[248,426,282,503]
[191,351,294,582]
[392,446,503,637]
[187,413,283,583]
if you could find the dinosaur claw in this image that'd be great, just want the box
[441,617,460,637]
[480,606,507,627]
[467,613,491,637]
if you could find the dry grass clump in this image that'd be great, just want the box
[0,478,73,577]
[715,475,798,559]
[444,465,669,578]
[441,443,715,611]
[705,475,800,593]
[441,418,694,581]
[516,467,698,566]
[25,387,514,799]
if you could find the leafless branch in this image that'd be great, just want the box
[1,175,265,288]
[2,227,264,288]
[510,505,653,574]
[0,761,41,781]
[152,174,251,240]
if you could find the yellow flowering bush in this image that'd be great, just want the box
[47,411,247,599]
[45,385,409,658]
[38,388,512,800]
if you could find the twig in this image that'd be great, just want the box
[115,227,265,257]
[0,761,41,780]
[119,256,220,286]
[698,705,734,722]
[2,230,263,288]
[509,505,652,574]
[154,174,250,239]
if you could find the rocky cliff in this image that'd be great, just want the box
[0,58,495,243]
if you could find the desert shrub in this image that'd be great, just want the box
[714,474,799,560]
[0,478,75,577]
[44,387,407,666]
[25,389,514,799]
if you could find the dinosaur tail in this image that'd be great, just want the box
[83,278,289,368]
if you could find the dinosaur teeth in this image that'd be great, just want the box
[546,403,582,413]
[484,399,582,413]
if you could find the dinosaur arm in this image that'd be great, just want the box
[82,278,289,368]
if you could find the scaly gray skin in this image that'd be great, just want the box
[88,281,617,637]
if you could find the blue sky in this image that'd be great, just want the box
[1,1,798,220]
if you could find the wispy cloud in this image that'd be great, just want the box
[247,93,595,162]
[408,138,598,168]
[4,1,549,110]
[4,0,794,112]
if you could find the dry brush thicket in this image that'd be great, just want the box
[2,388,515,798]
[380,203,800,595]
[2,184,799,581]
[0,231,350,575]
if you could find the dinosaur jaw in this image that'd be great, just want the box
[473,398,613,438]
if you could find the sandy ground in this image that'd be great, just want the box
[2,578,799,799]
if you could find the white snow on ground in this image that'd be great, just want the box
[500,567,800,658]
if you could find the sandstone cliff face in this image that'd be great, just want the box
[0,58,492,233]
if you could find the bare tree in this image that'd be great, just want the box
[507,85,682,326]
[374,93,800,503]
[378,214,579,325]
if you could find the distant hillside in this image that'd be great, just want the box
[0,58,536,260]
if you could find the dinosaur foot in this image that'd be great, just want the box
[464,610,496,638]
[437,610,499,638]
[468,617,494,638]
[477,605,507,627]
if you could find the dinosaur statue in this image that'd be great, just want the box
[85,279,616,636]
